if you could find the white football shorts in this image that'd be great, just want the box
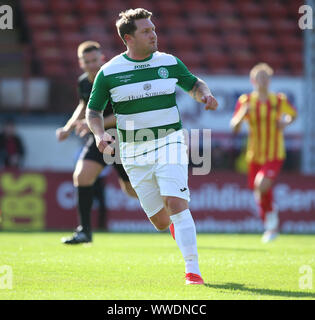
[122,138,190,218]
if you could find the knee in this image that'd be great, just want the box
[164,196,188,214]
[153,220,171,231]
[150,208,171,231]
[254,180,270,194]
[73,170,95,187]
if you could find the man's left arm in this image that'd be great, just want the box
[277,93,297,130]
[188,78,218,110]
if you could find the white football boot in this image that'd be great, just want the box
[261,209,279,243]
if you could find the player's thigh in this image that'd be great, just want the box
[73,159,104,186]
[123,164,164,218]
[248,162,261,190]
[155,162,190,206]
[155,142,190,203]
[254,160,283,193]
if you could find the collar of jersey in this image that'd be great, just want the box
[122,52,154,63]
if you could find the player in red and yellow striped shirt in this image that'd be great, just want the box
[230,63,297,243]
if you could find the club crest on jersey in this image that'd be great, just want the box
[143,83,151,91]
[158,67,169,79]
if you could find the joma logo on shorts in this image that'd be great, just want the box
[135,64,150,70]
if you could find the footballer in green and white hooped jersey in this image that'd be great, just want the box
[86,9,218,285]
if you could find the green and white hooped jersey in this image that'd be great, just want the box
[87,51,198,158]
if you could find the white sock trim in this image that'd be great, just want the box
[169,209,191,224]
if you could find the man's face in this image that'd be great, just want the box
[127,18,157,55]
[79,50,104,75]
[252,70,270,90]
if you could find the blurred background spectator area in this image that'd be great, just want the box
[0,0,305,172]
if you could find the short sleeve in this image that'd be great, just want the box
[87,69,110,111]
[174,57,198,91]
[232,94,249,120]
[278,93,297,117]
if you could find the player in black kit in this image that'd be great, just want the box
[56,41,137,244]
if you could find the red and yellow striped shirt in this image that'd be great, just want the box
[232,92,297,164]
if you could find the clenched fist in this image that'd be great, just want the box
[202,95,218,110]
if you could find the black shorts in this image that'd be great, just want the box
[78,135,130,182]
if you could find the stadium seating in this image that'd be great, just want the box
[20,0,303,78]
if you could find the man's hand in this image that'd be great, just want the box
[56,127,71,142]
[202,95,218,110]
[95,132,115,155]
[74,119,91,138]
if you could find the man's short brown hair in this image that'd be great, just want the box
[116,8,152,44]
[250,63,274,79]
[77,41,101,58]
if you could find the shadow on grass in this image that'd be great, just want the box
[198,246,266,252]
[204,282,315,298]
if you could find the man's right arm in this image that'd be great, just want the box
[86,69,114,154]
[56,99,86,141]
[230,95,249,134]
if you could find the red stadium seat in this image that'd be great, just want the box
[244,18,271,33]
[198,33,224,51]
[188,15,218,34]
[218,17,244,34]
[286,52,303,74]
[263,2,288,19]
[222,33,251,51]
[36,47,63,65]
[54,14,80,32]
[182,0,210,15]
[156,2,183,16]
[238,2,263,18]
[76,0,101,13]
[42,63,67,77]
[168,33,198,52]
[59,32,84,49]
[250,34,279,51]
[257,52,287,73]
[279,35,303,52]
[231,49,259,71]
[129,0,156,12]
[177,51,204,72]
[32,31,59,48]
[49,0,75,14]
[101,1,129,17]
[156,34,170,52]
[79,15,106,34]
[271,19,300,35]
[208,2,237,16]
[204,50,230,70]
[26,14,54,31]
[161,16,187,31]
[21,0,47,14]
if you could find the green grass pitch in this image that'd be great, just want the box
[0,232,314,300]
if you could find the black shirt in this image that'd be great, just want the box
[78,72,114,125]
